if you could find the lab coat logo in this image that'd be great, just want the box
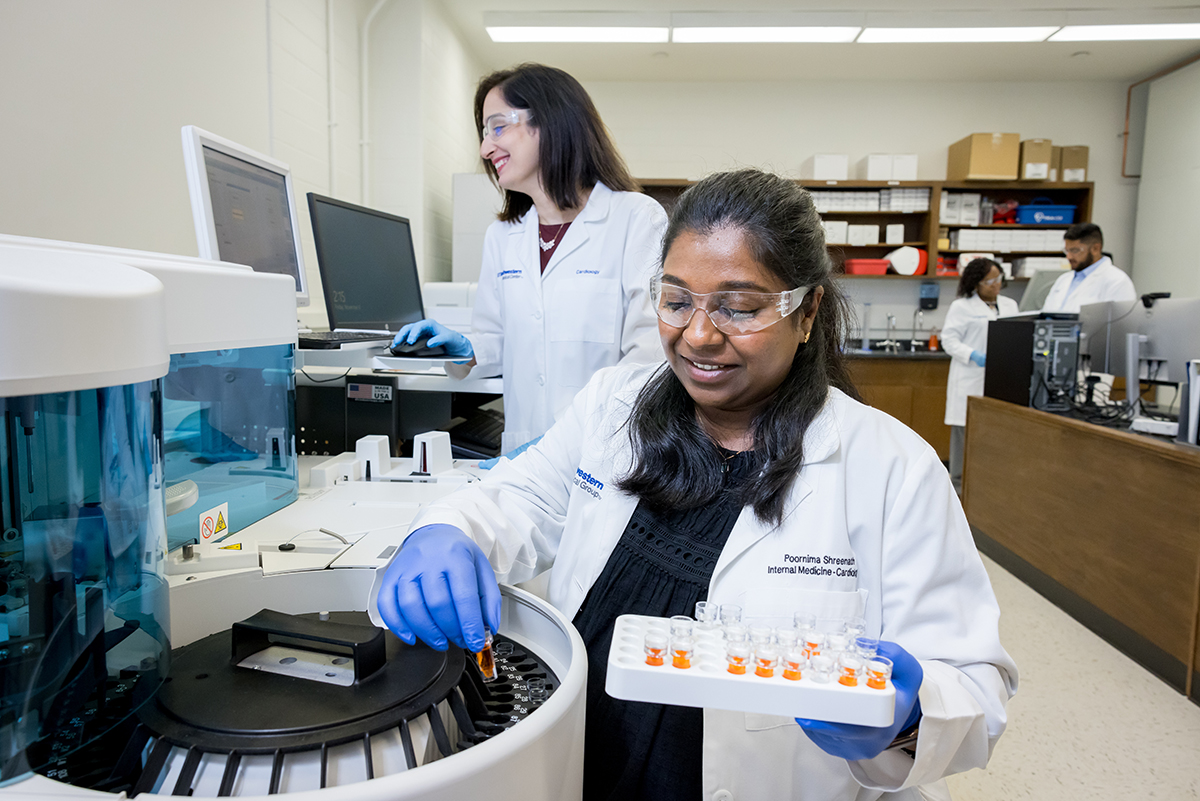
[573,469,604,499]
[498,269,523,280]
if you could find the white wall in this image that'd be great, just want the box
[0,0,366,330]
[1132,59,1200,298]
[582,78,1137,335]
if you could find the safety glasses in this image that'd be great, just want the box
[650,276,811,336]
[481,110,530,142]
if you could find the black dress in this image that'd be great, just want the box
[572,451,756,801]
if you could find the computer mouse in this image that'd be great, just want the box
[389,336,447,357]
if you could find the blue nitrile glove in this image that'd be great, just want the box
[375,523,502,652]
[392,319,474,359]
[478,435,543,470]
[969,350,986,367]
[796,640,923,761]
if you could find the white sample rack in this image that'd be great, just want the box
[605,614,895,726]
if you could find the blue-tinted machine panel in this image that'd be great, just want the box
[162,343,297,550]
[0,380,170,780]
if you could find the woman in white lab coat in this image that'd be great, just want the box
[941,258,1019,493]
[394,63,667,455]
[376,170,1016,801]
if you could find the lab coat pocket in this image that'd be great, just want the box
[738,587,868,623]
[547,278,617,343]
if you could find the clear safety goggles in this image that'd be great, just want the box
[650,276,811,336]
[481,110,530,142]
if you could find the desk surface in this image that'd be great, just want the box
[297,345,503,393]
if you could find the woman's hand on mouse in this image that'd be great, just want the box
[393,320,473,359]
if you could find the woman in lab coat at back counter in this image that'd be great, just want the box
[376,170,1017,801]
[393,63,667,455]
[941,258,1020,493]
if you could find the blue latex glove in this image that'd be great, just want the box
[392,319,473,359]
[969,350,986,367]
[478,435,543,470]
[796,640,923,761]
[375,524,502,652]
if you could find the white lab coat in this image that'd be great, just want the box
[941,294,1020,427]
[450,182,667,453]
[403,362,1017,801]
[1040,257,1136,313]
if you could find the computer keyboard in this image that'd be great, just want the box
[449,408,504,454]
[298,331,394,349]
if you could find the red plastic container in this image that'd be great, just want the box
[843,258,889,276]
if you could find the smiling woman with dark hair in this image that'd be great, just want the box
[392,63,667,459]
[376,169,1017,801]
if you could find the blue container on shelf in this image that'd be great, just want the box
[1016,197,1076,225]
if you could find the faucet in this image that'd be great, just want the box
[911,309,924,350]
[884,314,899,354]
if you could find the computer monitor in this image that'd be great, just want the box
[1083,297,1200,383]
[1018,269,1066,312]
[181,125,309,308]
[306,193,426,332]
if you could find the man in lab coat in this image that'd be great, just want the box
[1041,223,1136,313]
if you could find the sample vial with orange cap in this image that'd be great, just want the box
[644,631,668,666]
[866,656,893,690]
[754,644,780,678]
[726,641,751,675]
[671,636,695,669]
[837,652,865,687]
[782,648,807,681]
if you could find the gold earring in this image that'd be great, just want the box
[804,331,811,344]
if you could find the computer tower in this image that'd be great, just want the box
[345,376,451,456]
[984,317,1080,412]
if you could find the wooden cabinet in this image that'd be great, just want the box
[846,356,951,460]
[638,178,1093,281]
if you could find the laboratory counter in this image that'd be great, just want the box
[963,395,1200,703]
[846,352,952,460]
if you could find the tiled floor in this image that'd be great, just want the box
[945,555,1200,799]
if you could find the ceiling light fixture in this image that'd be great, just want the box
[1049,23,1200,41]
[858,26,1060,43]
[672,26,861,43]
[486,26,669,43]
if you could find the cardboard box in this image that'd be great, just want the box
[885,224,906,245]
[1060,146,1089,182]
[1049,146,1062,182]
[1020,139,1053,181]
[805,154,849,181]
[946,133,1020,181]
[892,154,918,181]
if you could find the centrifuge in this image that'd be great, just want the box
[0,241,586,800]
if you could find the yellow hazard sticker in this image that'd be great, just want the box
[219,543,242,551]
[214,512,227,536]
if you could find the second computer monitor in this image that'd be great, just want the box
[306,194,426,332]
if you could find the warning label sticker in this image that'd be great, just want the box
[199,502,229,541]
[220,543,242,551]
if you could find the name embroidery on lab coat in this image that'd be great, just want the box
[498,269,522,280]
[573,469,604,499]
[768,552,858,578]
[575,269,600,275]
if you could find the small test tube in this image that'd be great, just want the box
[526,677,548,704]
[671,636,695,669]
[494,641,515,658]
[776,627,800,651]
[723,624,748,644]
[842,616,867,639]
[854,636,879,659]
[720,603,743,628]
[866,656,893,690]
[803,631,825,658]
[644,631,668,666]
[794,612,817,631]
[838,652,865,687]
[695,601,719,630]
[809,653,835,683]
[782,648,806,681]
[475,628,497,683]
[669,615,695,637]
[726,640,751,675]
[826,632,850,655]
[748,624,774,646]
[754,644,779,678]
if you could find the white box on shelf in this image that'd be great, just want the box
[806,154,849,181]
[892,154,918,181]
[847,224,880,246]
[940,193,962,225]
[993,229,1013,252]
[822,220,849,245]
[959,194,982,227]
[859,154,893,181]
[885,224,905,245]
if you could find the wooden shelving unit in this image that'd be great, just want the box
[638,178,1094,280]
